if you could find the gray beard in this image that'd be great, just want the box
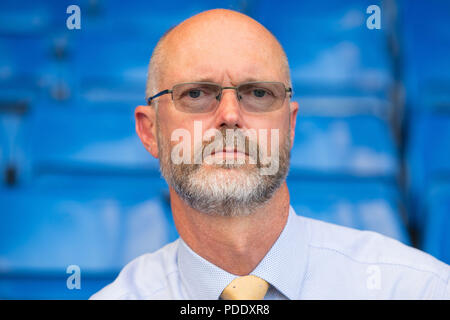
[157,127,291,217]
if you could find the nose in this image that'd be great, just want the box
[214,88,242,128]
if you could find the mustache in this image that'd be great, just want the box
[194,127,260,163]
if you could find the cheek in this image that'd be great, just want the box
[162,117,207,156]
[243,114,289,156]
[244,111,289,135]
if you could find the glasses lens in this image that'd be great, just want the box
[238,82,286,113]
[172,83,221,113]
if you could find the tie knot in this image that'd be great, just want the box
[220,275,269,300]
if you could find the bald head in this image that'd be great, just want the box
[146,9,290,101]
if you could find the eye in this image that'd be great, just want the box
[253,89,267,98]
[188,90,202,98]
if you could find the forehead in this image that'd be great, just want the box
[160,12,287,85]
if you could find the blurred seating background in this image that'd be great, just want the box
[0,0,449,299]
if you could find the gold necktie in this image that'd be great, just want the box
[220,275,269,300]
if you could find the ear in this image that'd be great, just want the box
[289,101,299,149]
[135,105,159,158]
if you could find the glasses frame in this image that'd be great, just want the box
[147,81,293,113]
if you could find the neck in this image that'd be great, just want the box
[170,182,290,276]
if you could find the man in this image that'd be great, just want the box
[91,9,449,299]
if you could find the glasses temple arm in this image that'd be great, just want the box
[147,89,171,105]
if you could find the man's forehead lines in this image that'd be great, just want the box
[183,76,270,85]
[166,66,279,86]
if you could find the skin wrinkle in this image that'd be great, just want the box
[135,9,299,276]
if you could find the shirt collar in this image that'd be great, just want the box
[177,206,310,300]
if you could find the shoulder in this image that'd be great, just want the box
[298,215,450,298]
[90,240,180,300]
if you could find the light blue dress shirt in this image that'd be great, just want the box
[91,206,450,299]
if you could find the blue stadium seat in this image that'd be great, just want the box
[0,108,30,187]
[67,1,248,86]
[294,94,392,122]
[250,0,394,98]
[287,37,392,98]
[406,111,450,227]
[400,0,450,111]
[0,35,49,88]
[290,115,399,178]
[71,33,154,86]
[28,104,159,180]
[287,178,410,245]
[65,33,157,110]
[79,0,245,35]
[422,182,450,265]
[0,33,68,104]
[0,0,53,35]
[0,0,245,37]
[0,175,176,299]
